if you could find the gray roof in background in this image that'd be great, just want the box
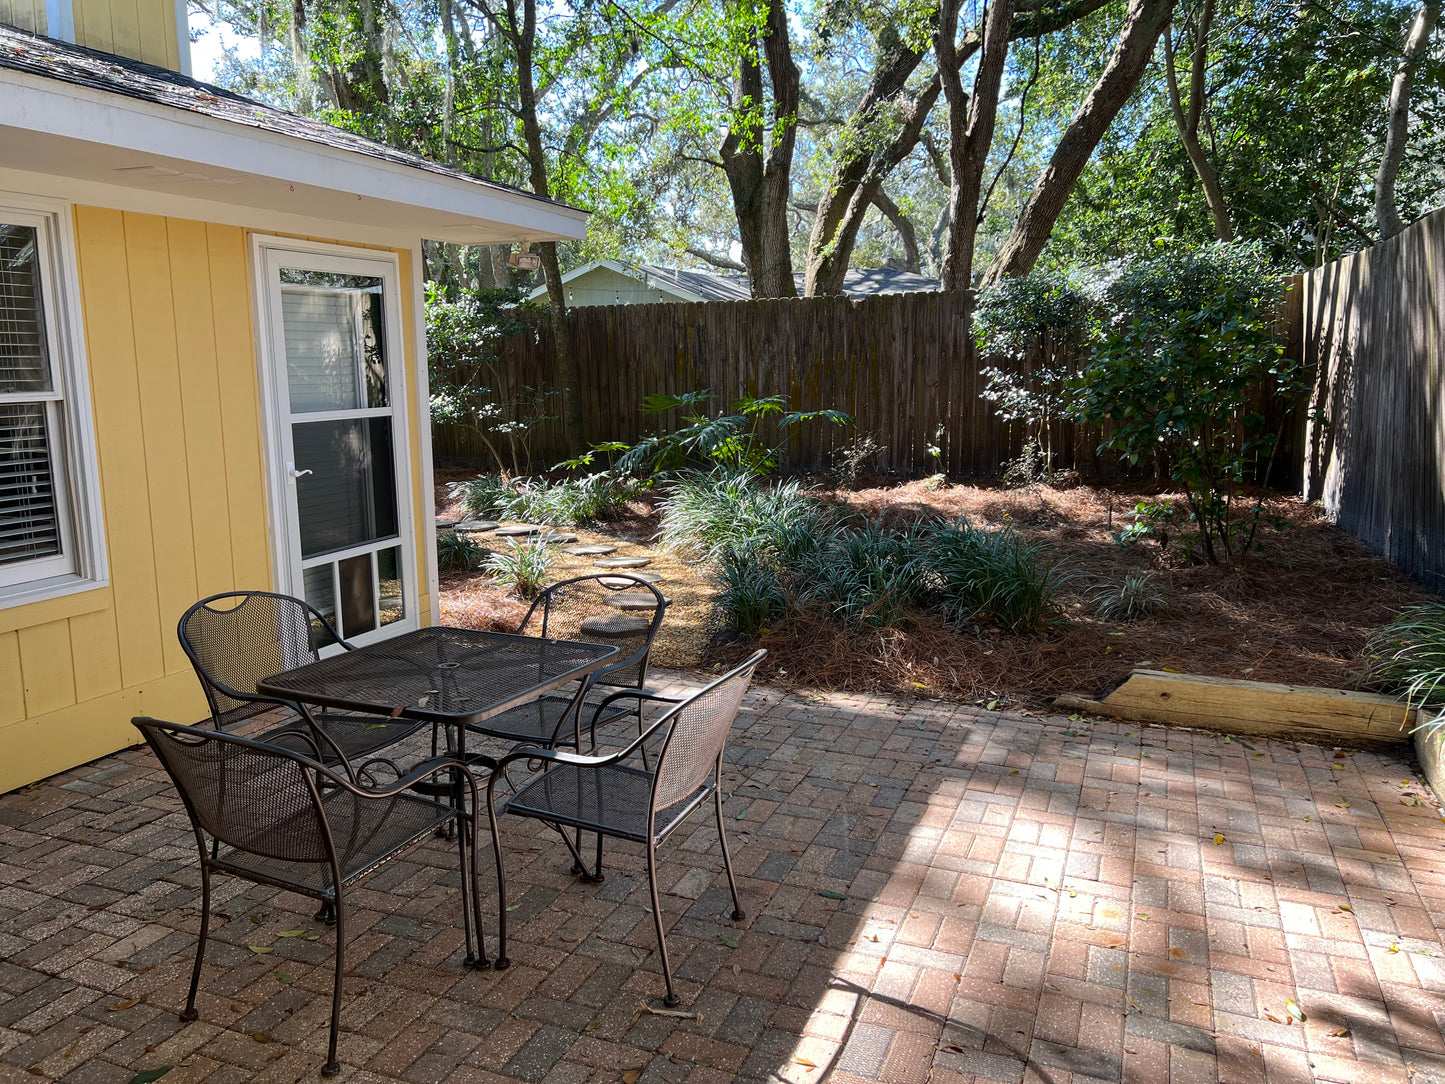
[639,264,941,300]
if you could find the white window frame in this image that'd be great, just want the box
[0,195,107,610]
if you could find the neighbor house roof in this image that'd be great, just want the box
[528,260,940,303]
[0,25,588,246]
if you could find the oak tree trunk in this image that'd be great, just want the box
[1375,0,1439,240]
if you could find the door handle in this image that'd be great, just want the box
[286,461,313,481]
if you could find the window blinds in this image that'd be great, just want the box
[0,223,60,569]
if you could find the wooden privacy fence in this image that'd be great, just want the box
[435,292,1106,477]
[1301,207,1445,590]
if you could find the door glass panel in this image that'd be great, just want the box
[338,553,376,637]
[302,564,339,648]
[280,270,388,412]
[377,545,404,627]
[293,417,397,558]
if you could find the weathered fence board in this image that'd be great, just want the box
[433,292,1094,477]
[1301,207,1445,590]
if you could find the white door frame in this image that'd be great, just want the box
[250,234,420,647]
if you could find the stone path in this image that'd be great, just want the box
[2,677,1444,1082]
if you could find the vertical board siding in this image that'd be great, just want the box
[0,0,46,32]
[69,0,179,69]
[0,208,264,790]
[1301,208,1445,590]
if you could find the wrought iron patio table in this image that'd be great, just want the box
[256,626,621,762]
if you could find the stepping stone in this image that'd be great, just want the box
[580,613,652,638]
[595,556,651,569]
[599,572,663,589]
[454,520,498,533]
[436,520,460,530]
[605,591,670,611]
[563,544,617,556]
[494,524,540,537]
[538,532,580,545]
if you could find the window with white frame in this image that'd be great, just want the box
[0,204,105,605]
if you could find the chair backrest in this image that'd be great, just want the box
[652,650,765,810]
[133,717,333,864]
[179,592,339,723]
[516,574,667,689]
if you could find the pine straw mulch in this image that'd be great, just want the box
[707,477,1436,711]
[435,470,1434,712]
[433,474,713,669]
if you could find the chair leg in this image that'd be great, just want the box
[489,800,512,971]
[181,863,210,1022]
[716,786,746,921]
[455,807,487,968]
[646,841,678,1006]
[322,895,344,1077]
[592,831,604,883]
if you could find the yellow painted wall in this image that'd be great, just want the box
[70,0,180,70]
[0,207,432,793]
[0,0,47,34]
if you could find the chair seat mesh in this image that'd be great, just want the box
[466,693,633,745]
[505,761,706,844]
[214,789,453,898]
[256,712,426,764]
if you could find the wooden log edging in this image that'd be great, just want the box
[1055,668,1415,747]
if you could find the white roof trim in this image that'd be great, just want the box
[0,69,588,244]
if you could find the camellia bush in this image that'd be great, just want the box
[1072,243,1310,566]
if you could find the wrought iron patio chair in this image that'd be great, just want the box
[464,573,668,754]
[132,717,487,1077]
[178,591,426,775]
[485,649,766,1005]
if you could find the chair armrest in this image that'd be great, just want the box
[325,755,483,799]
[588,687,687,726]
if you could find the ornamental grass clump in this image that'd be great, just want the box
[1364,603,1445,713]
[1089,571,1167,622]
[485,540,554,599]
[436,529,485,573]
[461,472,636,527]
[656,469,821,562]
[927,520,1064,634]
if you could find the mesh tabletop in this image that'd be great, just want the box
[256,627,619,728]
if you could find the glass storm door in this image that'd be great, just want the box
[258,245,416,648]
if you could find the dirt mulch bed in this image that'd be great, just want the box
[708,478,1434,710]
[435,471,1434,711]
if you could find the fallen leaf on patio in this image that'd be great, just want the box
[1285,1000,1305,1022]
[1136,913,1149,921]
[276,930,306,937]
[818,890,846,900]
[1338,903,1353,913]
[1388,942,1400,953]
[128,1071,170,1084]
[252,1033,273,1044]
[585,1022,601,1032]
[722,937,739,948]
[1329,1028,1351,1038]
[736,811,747,819]
[1213,834,1225,846]
[1330,764,1346,771]
[733,964,740,975]
[1265,1014,1283,1024]
[636,1002,702,1025]
[506,903,521,911]
[248,946,272,954]
[622,1071,643,1084]
[793,1058,817,1069]
[107,996,147,1012]
[276,972,294,985]
[1336,802,1351,809]
[953,973,961,981]
[1067,888,1077,897]
[307,935,320,941]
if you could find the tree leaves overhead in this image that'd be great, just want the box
[197,0,1445,283]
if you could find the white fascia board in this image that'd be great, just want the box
[0,71,589,243]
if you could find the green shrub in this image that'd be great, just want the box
[1365,604,1445,711]
[718,545,788,635]
[461,474,513,518]
[485,540,554,599]
[927,520,1063,634]
[436,529,485,573]
[1089,572,1166,622]
[656,469,822,561]
[796,520,934,628]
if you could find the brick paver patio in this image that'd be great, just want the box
[3,674,1445,1083]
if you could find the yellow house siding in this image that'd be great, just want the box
[0,0,47,33]
[0,206,434,793]
[70,0,179,69]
